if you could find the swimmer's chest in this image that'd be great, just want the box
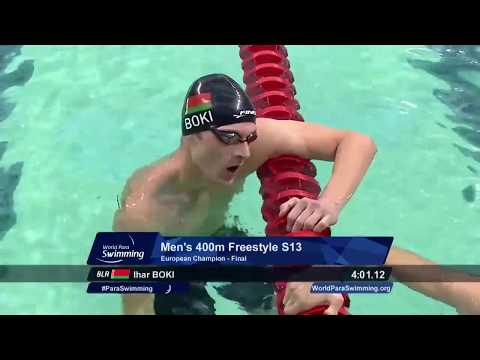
[155,190,235,236]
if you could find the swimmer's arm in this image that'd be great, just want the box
[113,209,156,315]
[386,246,480,314]
[261,118,377,208]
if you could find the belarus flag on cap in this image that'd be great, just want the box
[185,93,212,115]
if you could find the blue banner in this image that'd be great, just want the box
[87,282,190,294]
[87,233,393,266]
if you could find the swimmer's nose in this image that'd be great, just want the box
[235,141,251,159]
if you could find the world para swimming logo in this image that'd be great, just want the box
[87,232,158,265]
[97,234,144,263]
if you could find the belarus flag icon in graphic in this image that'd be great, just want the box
[111,268,130,280]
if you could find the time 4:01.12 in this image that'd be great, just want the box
[350,269,387,281]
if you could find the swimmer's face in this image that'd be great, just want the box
[190,122,257,185]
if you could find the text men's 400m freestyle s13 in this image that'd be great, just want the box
[160,241,303,253]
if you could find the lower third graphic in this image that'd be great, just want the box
[87,282,190,294]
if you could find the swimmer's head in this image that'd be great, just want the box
[181,74,257,185]
[181,73,256,136]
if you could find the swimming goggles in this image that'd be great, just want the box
[210,126,258,145]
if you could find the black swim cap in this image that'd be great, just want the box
[181,74,256,136]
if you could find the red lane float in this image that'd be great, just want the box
[238,45,350,315]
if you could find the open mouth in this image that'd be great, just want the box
[227,165,240,173]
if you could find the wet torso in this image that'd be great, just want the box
[117,156,247,236]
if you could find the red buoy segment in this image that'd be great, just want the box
[239,45,350,315]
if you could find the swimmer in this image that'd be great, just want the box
[113,73,378,315]
[282,246,480,315]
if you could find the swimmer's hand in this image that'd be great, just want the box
[283,282,345,315]
[279,196,341,233]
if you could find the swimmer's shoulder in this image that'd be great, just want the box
[122,153,181,200]
[114,157,179,232]
[241,117,294,174]
[247,117,344,167]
